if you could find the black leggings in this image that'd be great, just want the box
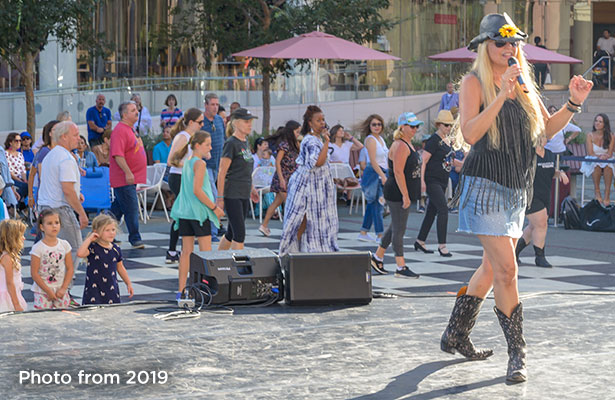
[417,181,449,244]
[168,173,182,251]
[224,198,250,243]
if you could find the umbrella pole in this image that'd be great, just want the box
[314,58,319,105]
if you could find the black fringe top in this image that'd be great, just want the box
[452,97,536,213]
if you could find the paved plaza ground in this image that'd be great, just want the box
[1,189,614,398]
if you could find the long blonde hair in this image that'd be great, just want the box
[455,41,544,150]
[393,126,404,140]
[0,220,26,271]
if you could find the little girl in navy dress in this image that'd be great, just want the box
[77,214,134,304]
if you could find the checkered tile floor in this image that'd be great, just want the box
[18,228,615,307]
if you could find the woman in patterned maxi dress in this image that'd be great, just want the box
[279,106,339,255]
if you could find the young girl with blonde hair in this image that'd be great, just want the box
[0,219,27,312]
[77,214,133,304]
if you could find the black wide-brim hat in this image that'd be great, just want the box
[468,13,527,51]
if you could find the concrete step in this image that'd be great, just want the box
[586,104,615,113]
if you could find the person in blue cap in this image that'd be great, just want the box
[19,132,34,166]
[369,112,422,278]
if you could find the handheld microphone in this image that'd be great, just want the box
[507,57,529,93]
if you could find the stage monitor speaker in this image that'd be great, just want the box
[190,249,283,305]
[282,251,372,306]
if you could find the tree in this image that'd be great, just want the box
[0,0,106,137]
[170,0,395,133]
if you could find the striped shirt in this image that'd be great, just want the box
[160,108,183,127]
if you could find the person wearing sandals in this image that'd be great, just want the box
[358,114,388,242]
[258,120,301,237]
[370,113,422,278]
[441,13,592,383]
[414,110,455,257]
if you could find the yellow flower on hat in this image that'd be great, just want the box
[499,24,519,38]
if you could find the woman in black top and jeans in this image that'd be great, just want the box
[415,110,455,257]
[370,112,422,278]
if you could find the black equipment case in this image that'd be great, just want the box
[189,249,283,305]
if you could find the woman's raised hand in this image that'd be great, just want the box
[569,75,593,105]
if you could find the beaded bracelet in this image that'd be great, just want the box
[565,103,581,113]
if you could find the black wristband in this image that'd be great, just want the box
[568,98,582,107]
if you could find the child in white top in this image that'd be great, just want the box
[0,220,27,312]
[30,209,74,309]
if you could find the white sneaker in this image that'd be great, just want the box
[358,233,376,242]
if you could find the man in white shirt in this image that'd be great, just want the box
[38,121,87,260]
[597,29,615,56]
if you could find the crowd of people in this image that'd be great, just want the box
[0,13,602,383]
[0,81,602,310]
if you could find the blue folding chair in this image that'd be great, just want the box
[81,167,111,213]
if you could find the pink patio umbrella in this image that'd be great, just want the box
[232,31,400,103]
[428,44,582,64]
[233,31,400,61]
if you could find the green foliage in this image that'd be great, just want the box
[0,0,105,68]
[0,0,109,135]
[141,132,164,153]
[170,0,397,132]
[567,131,586,145]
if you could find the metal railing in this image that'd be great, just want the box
[0,60,457,98]
[0,61,456,132]
[582,55,611,91]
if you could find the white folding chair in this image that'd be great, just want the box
[330,163,363,215]
[251,166,276,223]
[146,163,170,222]
[136,165,166,224]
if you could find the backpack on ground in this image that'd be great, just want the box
[560,196,581,230]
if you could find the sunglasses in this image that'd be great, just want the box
[195,119,204,125]
[494,41,518,48]
[370,122,383,127]
[13,139,21,142]
[441,123,452,128]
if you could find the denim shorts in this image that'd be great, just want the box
[457,176,526,238]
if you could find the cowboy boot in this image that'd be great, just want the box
[495,303,527,383]
[533,246,553,268]
[515,238,528,265]
[441,286,494,360]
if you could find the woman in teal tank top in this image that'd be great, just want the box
[170,131,225,294]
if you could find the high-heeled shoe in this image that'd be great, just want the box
[438,247,453,257]
[414,241,434,254]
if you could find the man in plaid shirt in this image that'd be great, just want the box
[203,93,226,238]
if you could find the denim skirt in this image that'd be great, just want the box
[457,176,526,238]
